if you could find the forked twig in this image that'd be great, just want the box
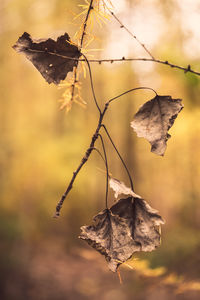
[54,62,157,217]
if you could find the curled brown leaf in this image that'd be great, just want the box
[80,197,164,272]
[131,95,183,156]
[13,32,81,84]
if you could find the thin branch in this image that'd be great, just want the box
[25,47,200,77]
[91,57,199,76]
[80,0,94,48]
[87,57,199,77]
[98,134,109,209]
[101,124,134,191]
[54,103,109,217]
[107,8,154,59]
[54,145,98,218]
[70,0,94,103]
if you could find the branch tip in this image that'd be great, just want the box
[53,211,60,218]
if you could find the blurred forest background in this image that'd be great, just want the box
[1,0,200,299]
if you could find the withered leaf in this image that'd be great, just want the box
[13,32,81,84]
[79,197,164,272]
[131,95,183,156]
[109,177,141,199]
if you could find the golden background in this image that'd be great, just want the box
[0,0,200,299]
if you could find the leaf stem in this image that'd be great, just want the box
[98,134,109,209]
[82,53,101,114]
[91,147,106,165]
[107,87,157,104]
[101,125,134,191]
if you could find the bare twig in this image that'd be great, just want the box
[54,102,109,217]
[86,57,199,76]
[108,8,155,59]
[70,0,94,103]
[25,46,200,77]
[79,1,94,48]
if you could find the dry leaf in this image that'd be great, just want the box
[131,95,183,156]
[13,32,81,84]
[79,197,164,272]
[109,177,141,199]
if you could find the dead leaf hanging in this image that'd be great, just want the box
[79,197,164,272]
[13,32,81,84]
[131,95,183,156]
[109,177,141,199]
